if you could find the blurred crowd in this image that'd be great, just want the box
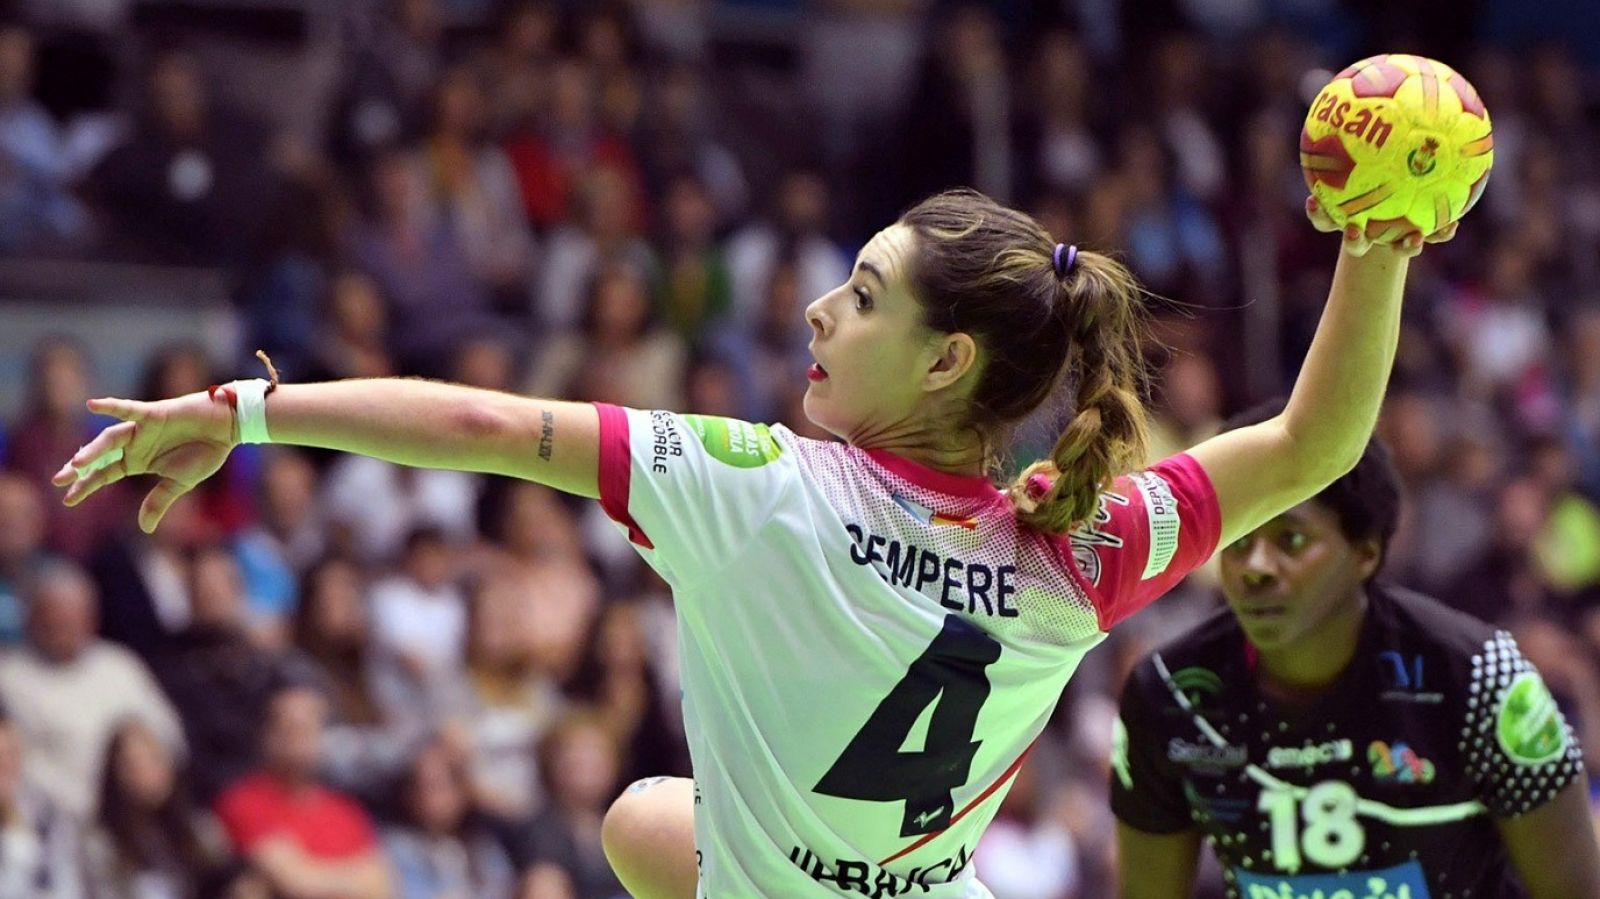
[0,0,1598,897]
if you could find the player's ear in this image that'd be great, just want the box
[1353,535,1383,581]
[923,331,978,393]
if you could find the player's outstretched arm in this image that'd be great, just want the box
[1186,198,1457,548]
[52,379,599,533]
[1497,776,1600,899]
[1115,822,1202,899]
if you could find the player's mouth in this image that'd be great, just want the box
[807,362,829,382]
[1236,604,1289,620]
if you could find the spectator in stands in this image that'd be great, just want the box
[320,439,482,565]
[653,172,732,343]
[1019,32,1101,199]
[84,48,272,266]
[153,546,315,803]
[725,169,849,334]
[382,736,519,899]
[737,258,813,422]
[0,23,88,254]
[82,719,232,898]
[564,601,687,787]
[0,472,50,646]
[637,63,747,222]
[503,56,646,235]
[899,5,1015,203]
[0,707,83,899]
[458,571,564,819]
[349,146,500,378]
[367,527,469,718]
[4,336,129,561]
[216,683,393,899]
[308,271,396,383]
[239,164,349,381]
[972,758,1079,899]
[88,487,208,659]
[1561,307,1600,498]
[233,449,328,641]
[524,259,686,410]
[534,163,657,334]
[292,556,415,796]
[413,64,533,303]
[1444,476,1558,622]
[517,710,626,899]
[0,559,184,819]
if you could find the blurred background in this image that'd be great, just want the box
[0,1,1597,897]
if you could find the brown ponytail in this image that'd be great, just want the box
[899,189,1150,535]
[1008,252,1150,534]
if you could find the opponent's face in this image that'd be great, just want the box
[802,225,975,444]
[1218,501,1379,651]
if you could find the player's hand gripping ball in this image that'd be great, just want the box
[1300,54,1493,240]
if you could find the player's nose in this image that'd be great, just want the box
[1239,541,1280,588]
[805,296,830,339]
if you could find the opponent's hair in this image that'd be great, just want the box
[899,189,1150,534]
[1225,398,1402,572]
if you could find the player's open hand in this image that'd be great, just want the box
[1306,196,1459,258]
[50,391,237,534]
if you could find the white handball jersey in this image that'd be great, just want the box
[595,405,1221,898]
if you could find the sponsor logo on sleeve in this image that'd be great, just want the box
[648,411,684,474]
[1131,471,1180,580]
[1496,671,1569,766]
[682,415,782,468]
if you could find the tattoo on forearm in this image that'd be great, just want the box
[538,410,555,461]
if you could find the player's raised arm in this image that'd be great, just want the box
[52,377,599,533]
[1185,199,1455,549]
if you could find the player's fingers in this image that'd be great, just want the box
[53,422,136,486]
[1341,223,1372,257]
[1305,197,1340,232]
[1398,231,1426,257]
[86,396,150,422]
[1425,221,1460,244]
[138,478,192,534]
[62,456,129,507]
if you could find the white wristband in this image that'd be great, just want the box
[234,378,273,445]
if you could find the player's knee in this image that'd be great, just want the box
[602,777,673,868]
[602,777,696,899]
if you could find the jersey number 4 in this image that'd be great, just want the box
[814,614,1002,837]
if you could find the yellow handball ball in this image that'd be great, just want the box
[1300,53,1493,239]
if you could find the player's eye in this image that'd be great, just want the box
[1278,530,1308,553]
[853,286,874,311]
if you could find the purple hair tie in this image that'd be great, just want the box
[1052,243,1078,277]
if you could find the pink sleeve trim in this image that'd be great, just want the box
[1169,452,1223,557]
[593,403,653,549]
[1089,452,1223,633]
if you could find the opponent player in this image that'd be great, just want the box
[55,189,1447,897]
[1111,401,1600,899]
